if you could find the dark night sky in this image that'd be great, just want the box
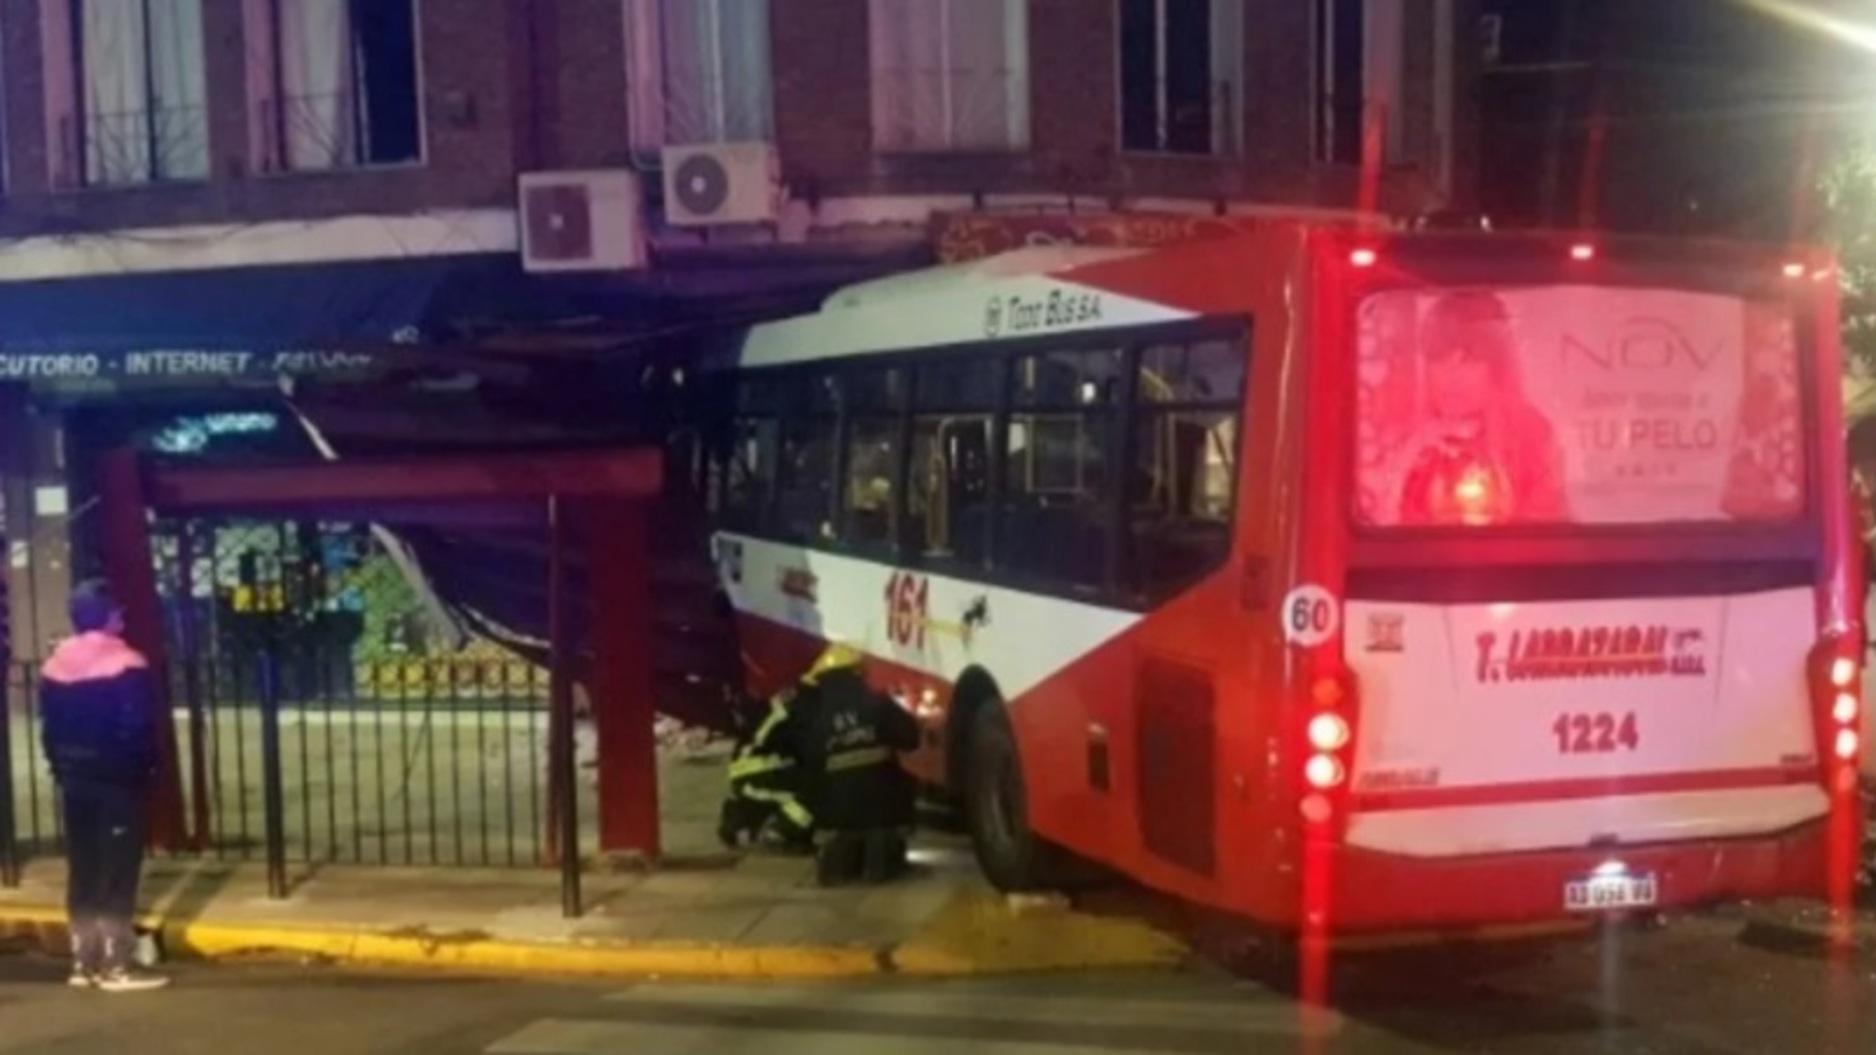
[1479,0,1870,239]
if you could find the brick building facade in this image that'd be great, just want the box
[0,0,1475,245]
[0,0,1478,659]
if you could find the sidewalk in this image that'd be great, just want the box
[0,744,1188,981]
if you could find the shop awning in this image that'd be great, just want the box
[0,254,569,384]
[0,240,931,386]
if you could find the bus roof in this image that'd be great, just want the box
[738,226,1829,371]
[741,244,1203,369]
[820,246,1146,311]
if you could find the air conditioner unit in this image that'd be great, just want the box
[518,169,646,273]
[662,142,780,226]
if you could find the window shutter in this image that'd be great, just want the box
[716,0,772,142]
[146,0,208,180]
[277,0,356,170]
[80,0,153,184]
[945,0,1027,150]
[869,0,947,151]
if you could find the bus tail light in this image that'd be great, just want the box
[1830,655,1859,690]
[1310,676,1346,708]
[1809,639,1860,719]
[1302,671,1358,806]
[1305,753,1346,790]
[1308,712,1351,752]
[1808,638,1861,776]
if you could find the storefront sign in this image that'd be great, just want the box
[0,349,378,382]
[933,211,1249,265]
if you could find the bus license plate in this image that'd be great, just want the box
[1564,873,1659,913]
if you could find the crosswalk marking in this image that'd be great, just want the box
[492,1018,1173,1055]
[600,981,1319,1032]
[486,979,1341,1053]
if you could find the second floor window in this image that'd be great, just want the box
[49,0,209,186]
[1315,0,1406,166]
[1119,0,1244,156]
[870,0,1030,153]
[247,0,423,172]
[663,0,772,143]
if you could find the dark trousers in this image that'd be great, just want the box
[815,829,907,887]
[60,779,148,973]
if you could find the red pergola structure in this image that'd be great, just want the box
[94,447,665,868]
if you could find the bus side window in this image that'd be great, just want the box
[723,374,786,532]
[843,366,906,552]
[911,359,999,568]
[912,417,993,565]
[1127,338,1245,602]
[775,373,842,543]
[723,418,778,530]
[1003,349,1120,593]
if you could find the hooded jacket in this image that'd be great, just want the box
[39,633,159,786]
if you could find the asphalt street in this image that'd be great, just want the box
[0,910,1871,1054]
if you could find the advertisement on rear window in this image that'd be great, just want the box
[1355,286,1803,527]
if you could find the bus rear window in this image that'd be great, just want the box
[1354,285,1804,528]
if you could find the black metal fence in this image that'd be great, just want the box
[2,511,591,912]
[2,652,588,877]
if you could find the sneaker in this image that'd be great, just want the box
[96,969,169,994]
[66,970,96,990]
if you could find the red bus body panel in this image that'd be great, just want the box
[726,225,1858,934]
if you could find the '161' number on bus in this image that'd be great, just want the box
[1552,712,1640,755]
[885,572,929,649]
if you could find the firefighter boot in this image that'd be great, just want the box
[816,832,865,887]
[861,829,908,884]
[718,798,768,849]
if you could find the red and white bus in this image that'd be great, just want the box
[705,224,1864,934]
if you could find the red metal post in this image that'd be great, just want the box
[585,498,660,859]
[96,449,186,850]
[547,495,582,914]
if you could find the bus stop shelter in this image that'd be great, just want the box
[90,447,664,900]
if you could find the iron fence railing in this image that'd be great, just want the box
[2,653,587,880]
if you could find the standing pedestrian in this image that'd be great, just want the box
[40,580,168,992]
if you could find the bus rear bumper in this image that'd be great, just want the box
[1325,820,1829,934]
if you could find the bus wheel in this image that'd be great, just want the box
[965,702,1066,891]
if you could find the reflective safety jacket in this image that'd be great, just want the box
[725,690,813,833]
[796,663,920,832]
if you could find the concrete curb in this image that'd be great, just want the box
[0,891,1189,981]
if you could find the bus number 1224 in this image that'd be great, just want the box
[1553,712,1641,755]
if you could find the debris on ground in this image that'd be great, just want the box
[655,716,726,761]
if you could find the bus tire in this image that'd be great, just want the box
[965,701,1070,891]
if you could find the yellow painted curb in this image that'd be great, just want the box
[891,889,1188,976]
[0,907,881,980]
[0,893,1195,980]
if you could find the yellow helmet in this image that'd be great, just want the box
[803,642,864,684]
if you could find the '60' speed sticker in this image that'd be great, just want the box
[1282,585,1339,647]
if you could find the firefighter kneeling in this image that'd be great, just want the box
[719,644,920,885]
[719,687,816,854]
